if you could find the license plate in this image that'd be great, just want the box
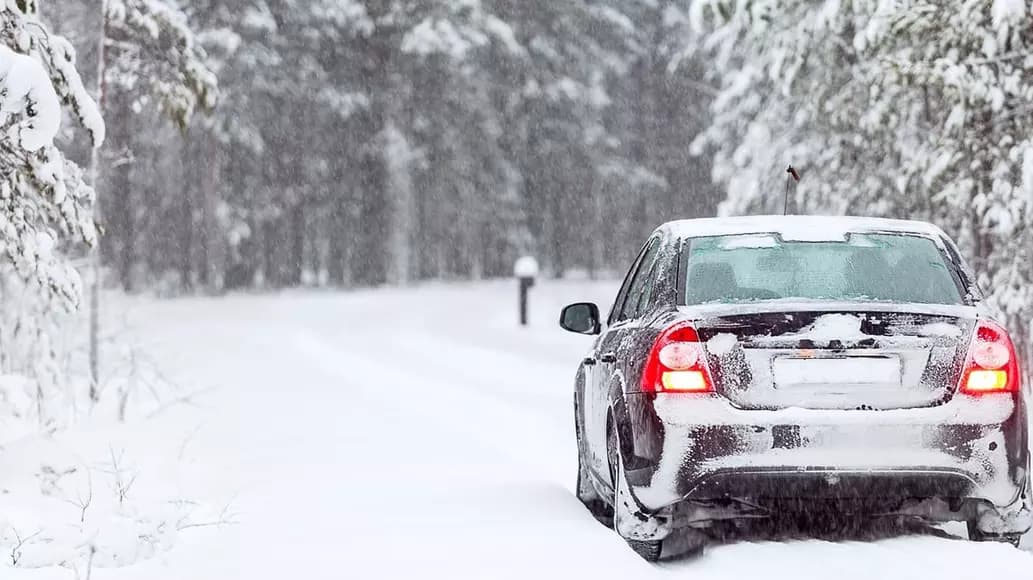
[772,356,902,388]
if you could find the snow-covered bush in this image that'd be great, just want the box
[0,275,141,438]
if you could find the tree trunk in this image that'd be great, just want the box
[101,92,136,292]
[383,120,413,286]
[196,134,220,290]
[262,220,277,288]
[107,92,134,291]
[88,0,110,395]
[588,167,604,280]
[180,140,195,291]
[354,148,388,286]
[288,204,305,286]
[328,193,348,286]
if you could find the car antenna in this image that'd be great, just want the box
[783,164,801,215]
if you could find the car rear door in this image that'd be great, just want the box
[583,237,661,475]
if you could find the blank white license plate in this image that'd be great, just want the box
[773,357,901,387]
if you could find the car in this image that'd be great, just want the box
[559,215,1032,561]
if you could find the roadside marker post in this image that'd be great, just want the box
[514,256,539,327]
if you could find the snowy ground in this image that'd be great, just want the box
[6,279,1033,579]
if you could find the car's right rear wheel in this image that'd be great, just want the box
[967,521,1023,547]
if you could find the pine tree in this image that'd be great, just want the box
[0,2,103,306]
[101,0,219,290]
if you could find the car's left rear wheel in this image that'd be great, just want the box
[625,538,663,561]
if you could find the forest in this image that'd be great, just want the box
[5,0,1033,354]
[45,1,718,294]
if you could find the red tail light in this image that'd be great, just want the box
[641,322,715,394]
[960,320,1020,395]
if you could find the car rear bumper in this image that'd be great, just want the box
[658,468,1033,539]
[684,468,976,501]
[628,392,1028,519]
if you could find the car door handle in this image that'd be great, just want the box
[583,357,597,366]
[600,353,617,364]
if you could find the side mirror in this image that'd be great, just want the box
[560,302,601,335]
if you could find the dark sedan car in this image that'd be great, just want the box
[560,216,1031,561]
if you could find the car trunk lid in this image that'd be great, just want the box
[691,305,976,410]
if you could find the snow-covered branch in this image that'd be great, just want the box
[0,4,102,307]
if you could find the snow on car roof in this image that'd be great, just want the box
[659,215,949,242]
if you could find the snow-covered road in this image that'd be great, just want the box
[77,281,1033,578]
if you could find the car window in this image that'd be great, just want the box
[684,233,964,306]
[631,260,660,318]
[608,241,650,325]
[617,238,662,321]
[609,240,655,325]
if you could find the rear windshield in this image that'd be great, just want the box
[684,233,964,306]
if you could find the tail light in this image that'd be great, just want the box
[960,320,1020,395]
[641,322,715,394]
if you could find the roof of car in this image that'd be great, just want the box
[658,215,950,242]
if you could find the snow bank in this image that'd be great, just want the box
[0,428,209,574]
[0,289,229,578]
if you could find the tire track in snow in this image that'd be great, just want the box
[318,324,575,425]
[287,330,574,480]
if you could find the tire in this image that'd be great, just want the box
[968,521,1022,547]
[627,539,663,562]
[606,420,668,562]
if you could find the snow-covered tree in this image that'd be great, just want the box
[101,0,219,290]
[105,0,218,127]
[687,0,1033,355]
[0,2,103,307]
[863,0,1033,354]
[35,0,722,292]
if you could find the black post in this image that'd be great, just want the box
[519,277,534,326]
